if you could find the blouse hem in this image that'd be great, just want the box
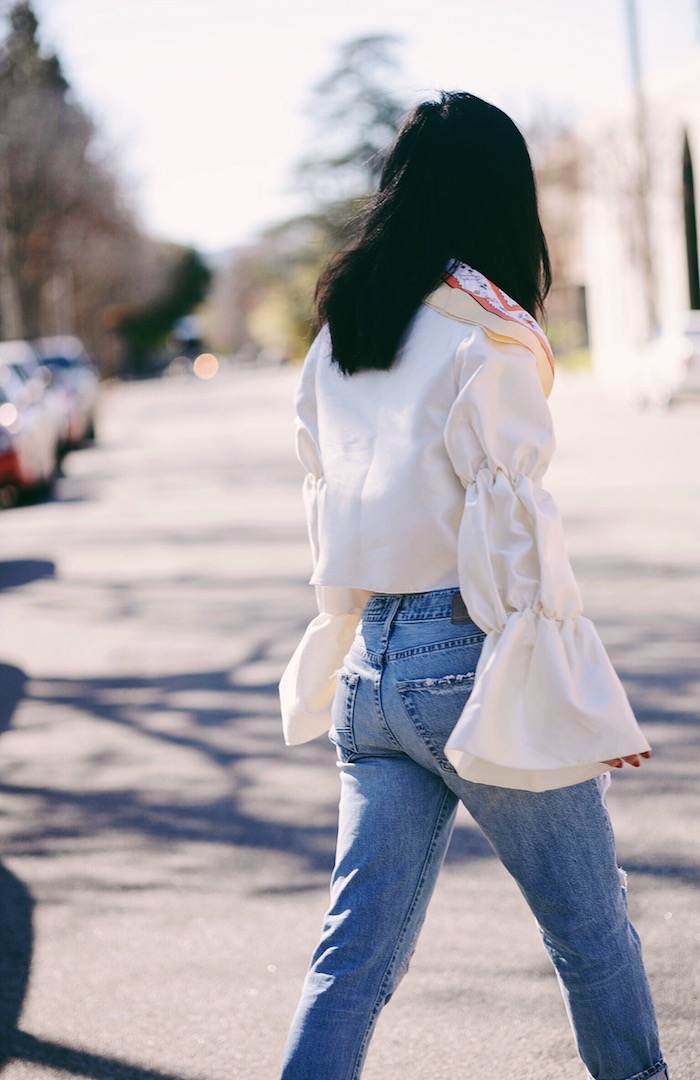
[444,750,611,793]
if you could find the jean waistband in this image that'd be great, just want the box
[361,587,466,623]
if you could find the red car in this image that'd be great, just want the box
[0,358,58,506]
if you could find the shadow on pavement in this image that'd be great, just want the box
[0,560,56,592]
[0,545,697,1074]
[0,678,199,1078]
[0,635,497,891]
[0,862,33,1065]
[0,664,33,1069]
[3,1023,199,1075]
[620,859,700,886]
[2,538,699,888]
[2,1030,199,1079]
[0,665,27,736]
[5,661,340,877]
[568,555,700,726]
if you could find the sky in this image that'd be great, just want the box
[34,0,700,254]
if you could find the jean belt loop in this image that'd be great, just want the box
[377,595,403,660]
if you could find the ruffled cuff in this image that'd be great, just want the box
[444,608,651,792]
[279,608,362,745]
[442,335,650,791]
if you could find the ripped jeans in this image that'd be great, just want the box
[280,589,667,1080]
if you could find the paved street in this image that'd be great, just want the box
[0,364,698,1080]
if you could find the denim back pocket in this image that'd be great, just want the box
[395,673,476,773]
[330,670,360,755]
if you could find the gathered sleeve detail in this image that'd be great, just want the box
[443,330,650,791]
[279,329,371,745]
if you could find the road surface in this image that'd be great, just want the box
[0,365,698,1079]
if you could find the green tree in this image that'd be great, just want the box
[208,35,408,361]
[116,248,212,376]
[0,1,68,93]
[297,33,406,213]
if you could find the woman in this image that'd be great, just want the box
[279,92,667,1080]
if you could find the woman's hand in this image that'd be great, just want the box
[602,751,652,769]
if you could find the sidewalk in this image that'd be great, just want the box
[0,366,697,1079]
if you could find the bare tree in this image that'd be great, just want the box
[0,1,171,374]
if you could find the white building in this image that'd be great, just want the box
[580,47,700,388]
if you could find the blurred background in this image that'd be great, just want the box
[0,0,699,406]
[0,4,698,1077]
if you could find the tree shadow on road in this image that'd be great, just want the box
[0,664,27,736]
[2,659,340,877]
[0,861,33,1066]
[0,559,56,592]
[3,635,698,888]
[2,541,699,887]
[0,614,501,897]
[0,668,227,1079]
[1,549,698,1075]
[2,1027,202,1080]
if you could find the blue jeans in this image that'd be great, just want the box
[280,589,667,1080]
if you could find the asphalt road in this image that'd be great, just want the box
[0,365,698,1080]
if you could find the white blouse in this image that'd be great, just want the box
[279,267,650,792]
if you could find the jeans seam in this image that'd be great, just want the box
[373,674,402,749]
[377,595,403,656]
[386,636,485,660]
[333,671,361,753]
[349,785,455,1078]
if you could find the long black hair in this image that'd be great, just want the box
[315,91,551,375]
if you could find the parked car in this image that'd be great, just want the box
[32,336,98,448]
[0,359,58,505]
[636,311,700,406]
[0,338,72,454]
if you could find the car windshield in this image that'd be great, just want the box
[42,356,83,369]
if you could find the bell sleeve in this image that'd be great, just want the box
[279,330,366,746]
[442,328,650,791]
